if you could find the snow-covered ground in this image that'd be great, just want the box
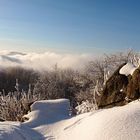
[1,99,140,140]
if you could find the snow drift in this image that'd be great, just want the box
[1,99,140,140]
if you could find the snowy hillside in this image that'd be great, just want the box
[1,99,140,140]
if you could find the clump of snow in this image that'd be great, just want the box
[1,99,140,140]
[120,89,123,92]
[119,63,137,76]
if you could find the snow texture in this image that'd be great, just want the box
[1,99,140,140]
[0,122,44,140]
[119,63,137,76]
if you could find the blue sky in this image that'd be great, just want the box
[0,0,140,54]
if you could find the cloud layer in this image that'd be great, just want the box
[0,50,93,70]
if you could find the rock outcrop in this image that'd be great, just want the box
[99,63,140,108]
[0,118,5,122]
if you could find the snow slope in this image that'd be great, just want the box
[1,99,140,140]
[60,101,140,140]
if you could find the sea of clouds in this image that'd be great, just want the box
[0,50,93,70]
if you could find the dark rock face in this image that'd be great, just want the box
[98,64,140,108]
[0,118,5,122]
[127,67,140,99]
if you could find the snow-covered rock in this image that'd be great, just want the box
[23,99,70,127]
[119,63,137,76]
[99,63,128,108]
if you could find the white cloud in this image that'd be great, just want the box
[0,50,93,70]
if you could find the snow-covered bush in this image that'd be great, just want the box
[33,68,78,101]
[76,100,97,114]
[0,88,40,121]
